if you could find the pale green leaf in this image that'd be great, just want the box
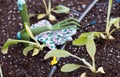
[23,45,34,56]
[80,72,87,77]
[32,48,40,56]
[80,32,92,37]
[61,64,81,72]
[1,39,36,54]
[86,39,96,60]
[24,22,34,39]
[37,14,46,19]
[73,37,87,46]
[53,5,70,14]
[110,18,120,29]
[96,67,105,73]
[44,49,72,60]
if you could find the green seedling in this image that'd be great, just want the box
[100,0,120,39]
[44,49,105,76]
[37,0,70,21]
[1,22,46,56]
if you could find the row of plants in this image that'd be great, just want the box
[1,0,120,77]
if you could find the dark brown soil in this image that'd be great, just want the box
[0,0,120,77]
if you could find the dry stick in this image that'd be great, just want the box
[47,0,99,77]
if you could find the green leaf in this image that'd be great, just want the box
[24,22,34,39]
[80,32,93,38]
[110,17,120,29]
[86,39,96,60]
[23,45,34,56]
[61,64,81,72]
[37,14,46,19]
[52,5,70,14]
[73,37,87,46]
[44,49,72,60]
[32,48,40,56]
[1,39,35,54]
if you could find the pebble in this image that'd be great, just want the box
[90,20,96,25]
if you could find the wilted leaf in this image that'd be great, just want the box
[23,45,34,56]
[80,72,87,77]
[86,39,96,60]
[73,37,87,46]
[61,64,81,72]
[44,49,72,60]
[37,14,46,19]
[24,22,34,39]
[32,48,40,56]
[96,67,105,73]
[53,5,70,14]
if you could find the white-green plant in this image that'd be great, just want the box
[37,0,70,21]
[100,0,120,39]
[44,49,105,76]
[1,22,45,56]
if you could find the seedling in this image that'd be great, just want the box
[1,22,46,56]
[100,0,120,39]
[44,49,105,76]
[37,0,70,21]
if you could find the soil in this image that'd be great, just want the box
[0,0,120,77]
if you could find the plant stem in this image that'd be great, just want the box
[43,0,48,14]
[48,0,51,14]
[91,58,96,73]
[71,55,92,69]
[105,0,113,35]
[0,65,3,77]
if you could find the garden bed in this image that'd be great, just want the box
[0,0,120,77]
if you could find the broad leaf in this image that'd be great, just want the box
[24,22,34,39]
[73,37,87,46]
[1,39,19,54]
[37,14,46,19]
[80,32,92,38]
[86,39,96,60]
[61,64,81,72]
[53,5,70,14]
[32,48,40,56]
[1,39,31,54]
[44,49,72,60]
[23,45,34,56]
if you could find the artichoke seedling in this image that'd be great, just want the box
[100,0,120,40]
[1,22,46,56]
[37,0,70,21]
[44,49,105,76]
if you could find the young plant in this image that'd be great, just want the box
[100,0,120,39]
[37,0,70,21]
[1,22,46,56]
[44,49,105,76]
